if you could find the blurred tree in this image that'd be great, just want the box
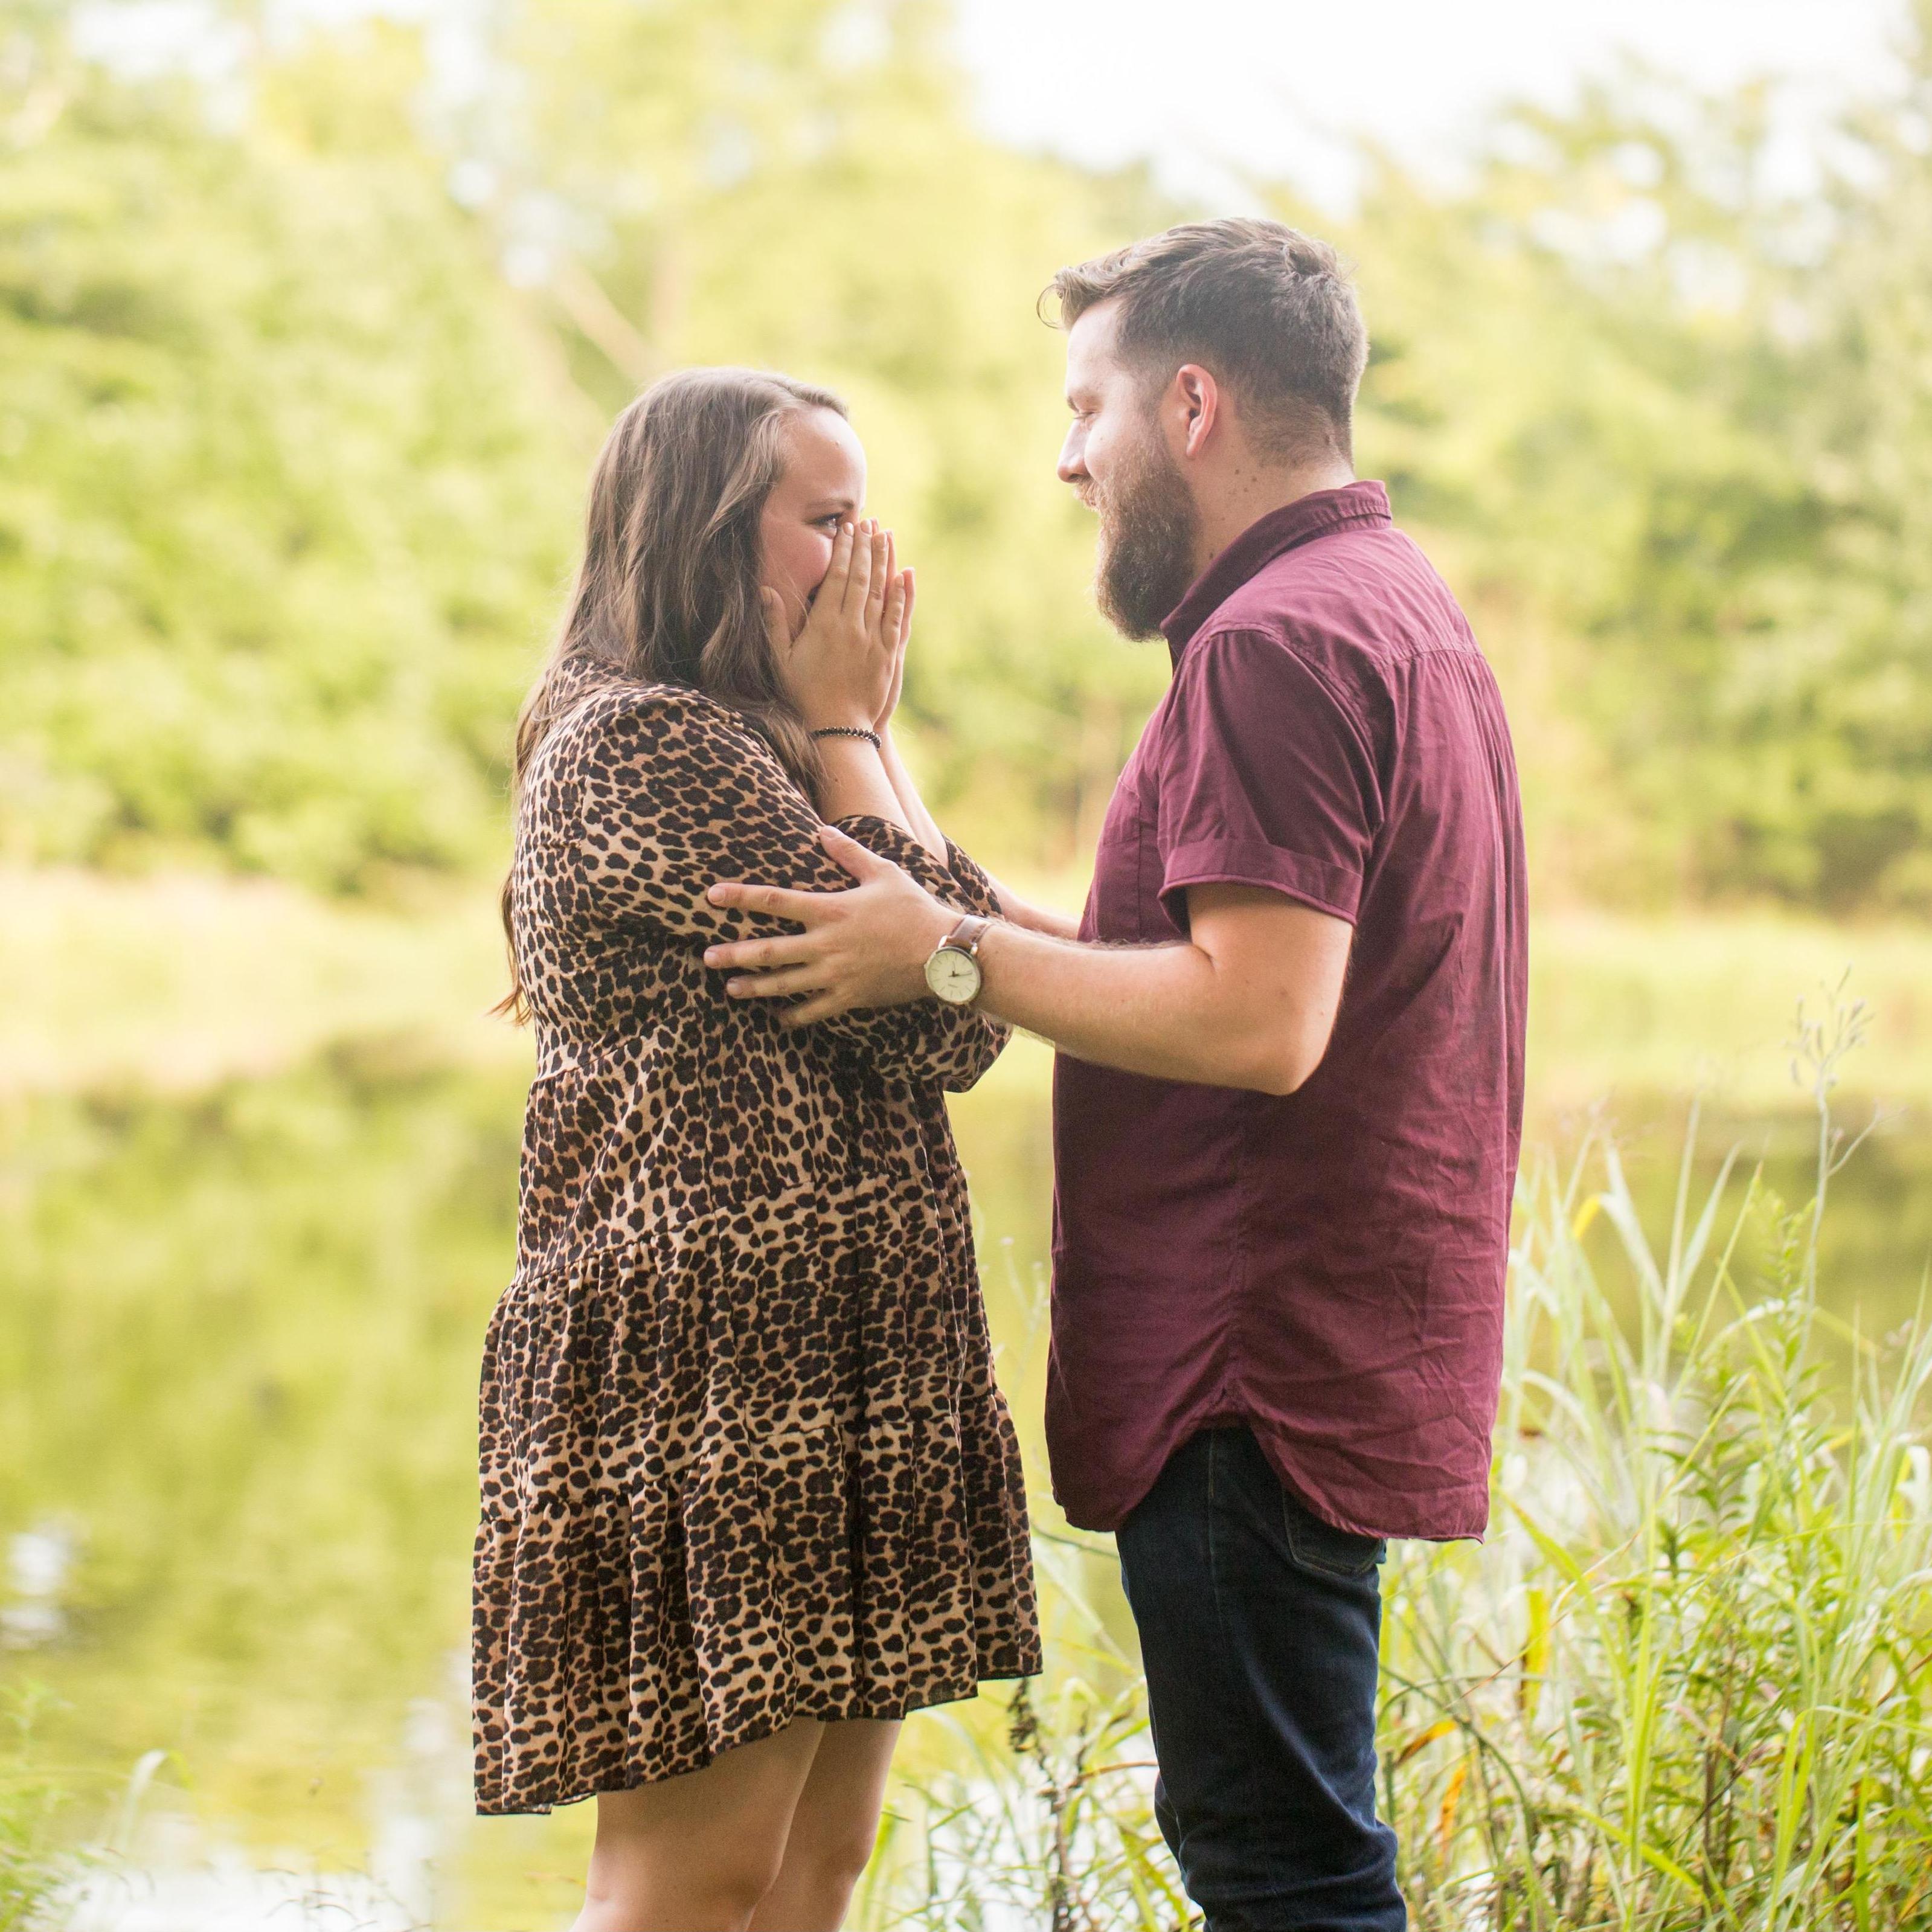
[0,9,577,887]
[1343,11,1932,910]
[3,0,1930,906]
[1764,0,1932,910]
[470,0,1174,860]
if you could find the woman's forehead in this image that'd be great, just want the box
[778,408,865,499]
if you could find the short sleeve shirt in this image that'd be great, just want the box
[1047,482,1527,1541]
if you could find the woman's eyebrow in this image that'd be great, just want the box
[806,495,858,516]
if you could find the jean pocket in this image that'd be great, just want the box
[1281,1491,1386,1579]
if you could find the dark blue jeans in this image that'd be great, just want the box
[1115,1427,1405,1931]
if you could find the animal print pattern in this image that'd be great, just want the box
[472,658,1041,1815]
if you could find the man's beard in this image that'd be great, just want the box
[1090,426,1201,641]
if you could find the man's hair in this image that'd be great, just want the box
[1047,218,1369,463]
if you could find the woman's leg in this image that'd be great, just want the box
[571,1717,824,1932]
[748,1718,902,1932]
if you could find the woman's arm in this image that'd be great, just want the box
[814,733,918,840]
[877,729,948,860]
[563,687,1006,1091]
[978,872,1082,940]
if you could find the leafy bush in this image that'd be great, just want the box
[0,26,576,888]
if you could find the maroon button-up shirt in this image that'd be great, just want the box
[1047,481,1527,1541]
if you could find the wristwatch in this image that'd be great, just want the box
[924,914,992,1006]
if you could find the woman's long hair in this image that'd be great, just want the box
[496,367,847,1021]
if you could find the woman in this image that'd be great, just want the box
[472,368,1041,1931]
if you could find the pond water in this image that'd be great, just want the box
[2,1040,1928,1928]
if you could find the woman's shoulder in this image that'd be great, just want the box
[550,659,738,738]
[536,661,754,782]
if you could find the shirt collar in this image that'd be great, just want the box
[1160,480,1392,667]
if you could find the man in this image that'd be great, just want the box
[704,217,1527,1931]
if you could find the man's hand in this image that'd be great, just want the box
[705,841,1353,1094]
[705,827,955,1024]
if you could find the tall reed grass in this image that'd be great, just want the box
[864,997,1932,1930]
[0,1690,68,1932]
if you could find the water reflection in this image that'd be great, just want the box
[1,1047,1927,1928]
[0,1048,525,1922]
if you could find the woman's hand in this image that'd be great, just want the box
[762,519,911,734]
[875,563,914,733]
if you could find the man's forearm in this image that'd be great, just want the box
[973,921,1303,1094]
[701,842,1347,1092]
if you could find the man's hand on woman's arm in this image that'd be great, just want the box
[704,829,1351,1096]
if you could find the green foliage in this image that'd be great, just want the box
[5,0,1932,900]
[1344,16,1932,909]
[0,15,576,887]
[0,1688,67,1931]
[458,0,1178,857]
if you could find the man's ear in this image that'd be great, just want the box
[1174,363,1221,461]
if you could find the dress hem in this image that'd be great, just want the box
[473,1655,1044,1817]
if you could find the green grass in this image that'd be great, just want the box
[864,995,1932,1930]
[1380,996,1932,1928]
[0,1689,73,1931]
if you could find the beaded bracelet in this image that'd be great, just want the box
[810,725,883,749]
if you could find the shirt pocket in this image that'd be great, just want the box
[1090,769,1174,943]
[1135,802,1184,940]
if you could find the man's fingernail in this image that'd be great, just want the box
[703,949,719,963]
[707,885,725,903]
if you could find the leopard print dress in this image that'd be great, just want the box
[470,658,1040,1814]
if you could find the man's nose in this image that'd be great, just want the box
[1056,429,1086,486]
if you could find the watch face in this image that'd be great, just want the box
[924,945,983,1005]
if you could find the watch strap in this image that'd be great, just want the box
[942,913,992,960]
